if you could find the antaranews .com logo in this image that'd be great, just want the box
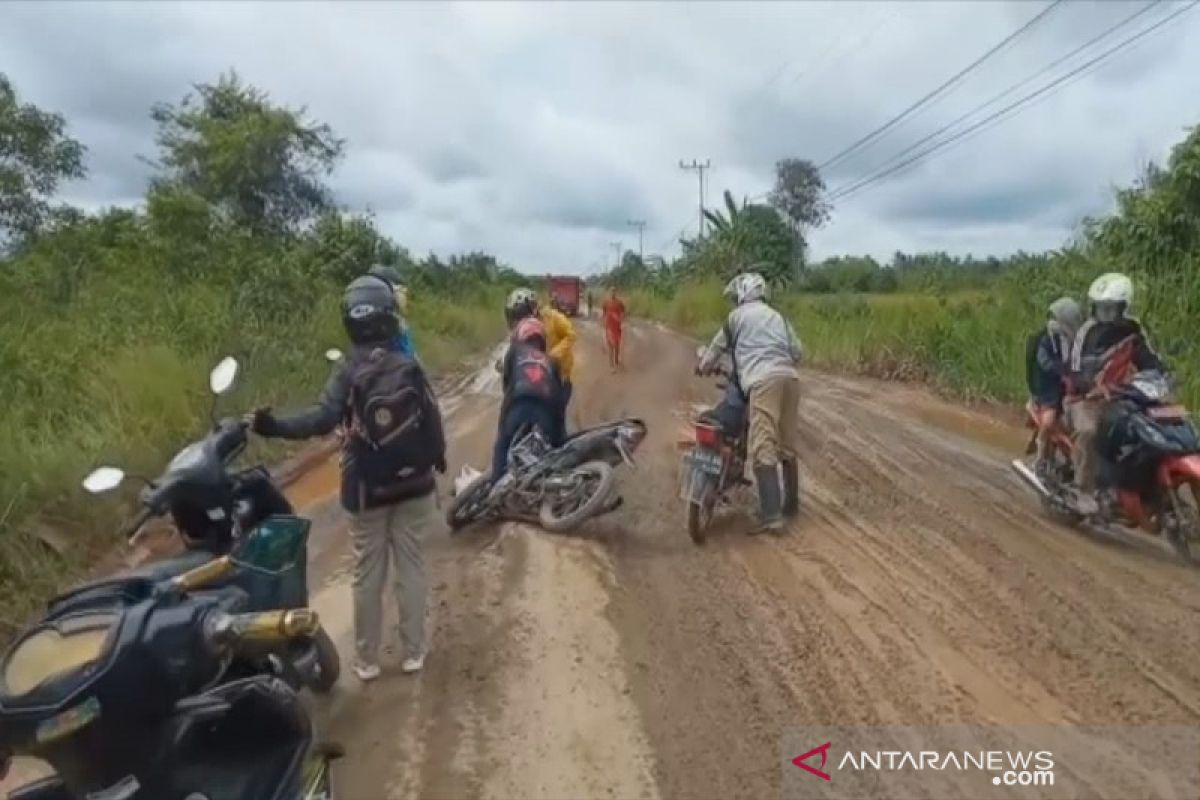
[780,726,1200,800]
[792,741,1055,788]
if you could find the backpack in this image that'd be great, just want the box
[345,348,437,495]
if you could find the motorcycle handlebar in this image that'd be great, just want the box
[123,506,155,543]
[204,609,322,653]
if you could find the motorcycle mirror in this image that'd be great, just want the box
[325,348,344,363]
[209,357,239,396]
[82,466,125,494]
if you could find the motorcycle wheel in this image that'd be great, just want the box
[310,628,341,694]
[1168,480,1200,563]
[686,501,711,545]
[538,461,616,532]
[446,472,492,531]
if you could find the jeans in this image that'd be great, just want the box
[492,398,559,478]
[559,380,573,441]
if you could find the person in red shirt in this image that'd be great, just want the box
[601,286,627,371]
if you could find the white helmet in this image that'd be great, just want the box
[723,272,768,305]
[505,287,539,326]
[1087,272,1132,322]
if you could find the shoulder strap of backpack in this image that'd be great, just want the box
[723,315,745,398]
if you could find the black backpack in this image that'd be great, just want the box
[346,348,437,494]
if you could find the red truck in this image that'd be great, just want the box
[546,275,584,316]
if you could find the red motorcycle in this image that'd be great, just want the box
[1012,337,1200,561]
[678,366,750,545]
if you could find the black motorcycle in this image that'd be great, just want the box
[0,530,341,799]
[446,418,647,533]
[80,355,339,693]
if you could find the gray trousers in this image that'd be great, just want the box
[350,492,435,663]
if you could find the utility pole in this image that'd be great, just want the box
[626,219,646,261]
[610,241,622,269]
[679,158,711,237]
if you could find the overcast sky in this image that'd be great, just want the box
[2,1,1198,273]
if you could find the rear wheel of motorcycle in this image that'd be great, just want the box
[686,500,711,545]
[539,461,615,532]
[446,473,492,532]
[310,628,341,693]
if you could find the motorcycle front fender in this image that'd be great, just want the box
[1157,454,1200,489]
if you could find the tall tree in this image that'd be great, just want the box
[148,71,344,234]
[767,158,831,272]
[0,73,86,245]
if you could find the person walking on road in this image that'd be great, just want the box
[697,272,803,534]
[249,275,447,682]
[602,286,627,371]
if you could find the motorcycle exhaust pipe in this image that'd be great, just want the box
[1009,459,1050,498]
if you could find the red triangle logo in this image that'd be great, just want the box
[792,742,832,781]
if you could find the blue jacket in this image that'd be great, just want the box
[393,324,416,358]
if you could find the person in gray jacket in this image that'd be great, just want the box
[249,275,446,681]
[697,272,803,533]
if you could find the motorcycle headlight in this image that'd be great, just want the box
[2,611,118,698]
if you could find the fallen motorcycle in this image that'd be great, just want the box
[446,418,647,533]
[79,354,340,693]
[0,548,341,800]
[678,368,750,545]
[1011,338,1200,561]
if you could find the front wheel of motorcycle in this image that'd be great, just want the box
[446,472,492,532]
[310,628,341,693]
[539,462,616,532]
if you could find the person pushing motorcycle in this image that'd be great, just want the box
[490,317,565,485]
[505,287,577,437]
[1025,297,1081,482]
[1066,272,1165,514]
[696,272,803,534]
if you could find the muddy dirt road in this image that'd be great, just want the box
[8,320,1199,798]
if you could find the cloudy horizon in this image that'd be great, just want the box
[3,0,1197,274]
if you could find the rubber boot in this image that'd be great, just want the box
[781,458,800,518]
[751,465,784,535]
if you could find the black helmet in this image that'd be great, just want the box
[367,263,403,290]
[342,276,399,344]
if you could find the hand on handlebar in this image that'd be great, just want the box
[244,407,277,436]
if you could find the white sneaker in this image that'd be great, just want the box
[352,661,381,682]
[401,653,426,674]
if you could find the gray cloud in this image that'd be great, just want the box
[1,0,1198,270]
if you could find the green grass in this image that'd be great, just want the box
[0,272,506,637]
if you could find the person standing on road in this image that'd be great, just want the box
[601,286,627,371]
[249,275,447,682]
[505,288,576,440]
[697,272,803,534]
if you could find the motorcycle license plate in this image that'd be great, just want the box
[685,449,723,476]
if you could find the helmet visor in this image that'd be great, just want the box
[1094,301,1120,323]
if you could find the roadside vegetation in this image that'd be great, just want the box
[608,127,1200,411]
[0,71,519,632]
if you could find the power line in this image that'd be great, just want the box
[828,0,1199,204]
[831,0,1163,199]
[818,0,1066,173]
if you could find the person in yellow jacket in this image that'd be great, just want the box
[505,287,576,438]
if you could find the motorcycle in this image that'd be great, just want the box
[678,360,751,545]
[1011,337,1200,561]
[79,354,340,693]
[0,528,341,799]
[446,419,647,533]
